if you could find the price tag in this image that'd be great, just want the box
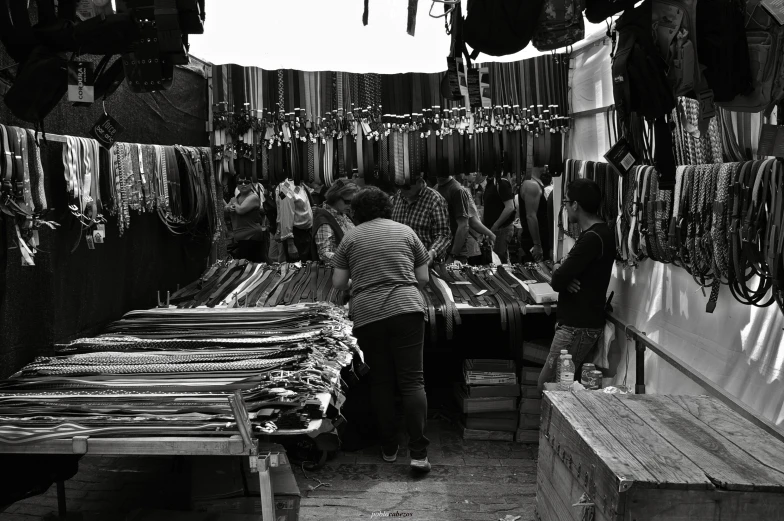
[90,113,125,149]
[68,61,95,104]
[86,233,95,250]
[93,224,106,244]
[604,137,638,175]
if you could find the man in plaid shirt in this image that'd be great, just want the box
[391,173,452,265]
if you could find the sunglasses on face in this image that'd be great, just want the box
[342,198,353,205]
[561,199,574,207]
[238,180,252,185]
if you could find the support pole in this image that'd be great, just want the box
[635,339,646,395]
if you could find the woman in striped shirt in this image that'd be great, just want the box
[332,186,432,473]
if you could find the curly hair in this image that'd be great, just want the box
[324,179,359,206]
[351,186,392,224]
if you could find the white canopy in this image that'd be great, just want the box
[189,0,609,72]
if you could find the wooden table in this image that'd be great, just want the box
[536,392,784,521]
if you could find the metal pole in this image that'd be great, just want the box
[635,339,646,395]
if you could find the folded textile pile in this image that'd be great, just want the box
[0,304,357,445]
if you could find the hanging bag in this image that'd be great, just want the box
[463,0,545,57]
[532,0,586,52]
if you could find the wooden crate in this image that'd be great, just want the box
[536,392,784,521]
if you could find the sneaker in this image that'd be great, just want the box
[410,456,431,473]
[381,446,398,463]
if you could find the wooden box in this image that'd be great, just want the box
[536,392,784,521]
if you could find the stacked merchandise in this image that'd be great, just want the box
[516,339,549,443]
[169,261,349,308]
[0,304,357,444]
[456,359,519,442]
[517,362,544,444]
[423,263,556,347]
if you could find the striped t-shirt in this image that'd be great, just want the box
[332,218,429,329]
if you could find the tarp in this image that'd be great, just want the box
[189,0,609,73]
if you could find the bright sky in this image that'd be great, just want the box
[188,0,608,73]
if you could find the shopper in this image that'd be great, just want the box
[332,186,432,473]
[391,172,452,264]
[482,171,516,263]
[226,174,265,262]
[457,173,496,265]
[312,179,358,265]
[538,178,615,391]
[275,179,314,261]
[436,171,472,263]
[518,166,551,262]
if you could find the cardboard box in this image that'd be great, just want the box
[519,398,543,414]
[461,383,520,398]
[463,359,517,385]
[522,341,550,365]
[520,384,541,399]
[518,413,541,430]
[464,410,519,432]
[461,425,515,442]
[514,429,540,444]
[521,367,541,386]
[455,385,518,414]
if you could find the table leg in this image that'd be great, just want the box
[56,480,66,519]
[257,455,275,520]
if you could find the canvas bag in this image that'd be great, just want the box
[532,0,586,52]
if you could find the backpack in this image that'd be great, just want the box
[463,0,546,57]
[651,0,702,98]
[584,0,639,23]
[532,0,586,52]
[695,0,752,103]
[716,0,784,114]
[612,0,676,125]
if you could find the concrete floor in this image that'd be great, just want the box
[0,419,539,521]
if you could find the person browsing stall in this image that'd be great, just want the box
[391,172,452,265]
[436,171,472,263]
[519,166,551,262]
[226,174,264,262]
[482,170,516,263]
[332,186,432,474]
[538,178,615,391]
[312,179,358,265]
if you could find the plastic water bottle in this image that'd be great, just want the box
[555,349,568,387]
[559,354,575,391]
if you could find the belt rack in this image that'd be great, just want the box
[0,389,332,520]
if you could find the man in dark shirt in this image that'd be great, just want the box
[538,178,615,391]
[436,172,471,263]
[482,172,516,263]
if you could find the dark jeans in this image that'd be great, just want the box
[538,323,602,392]
[353,312,430,459]
[285,226,312,262]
